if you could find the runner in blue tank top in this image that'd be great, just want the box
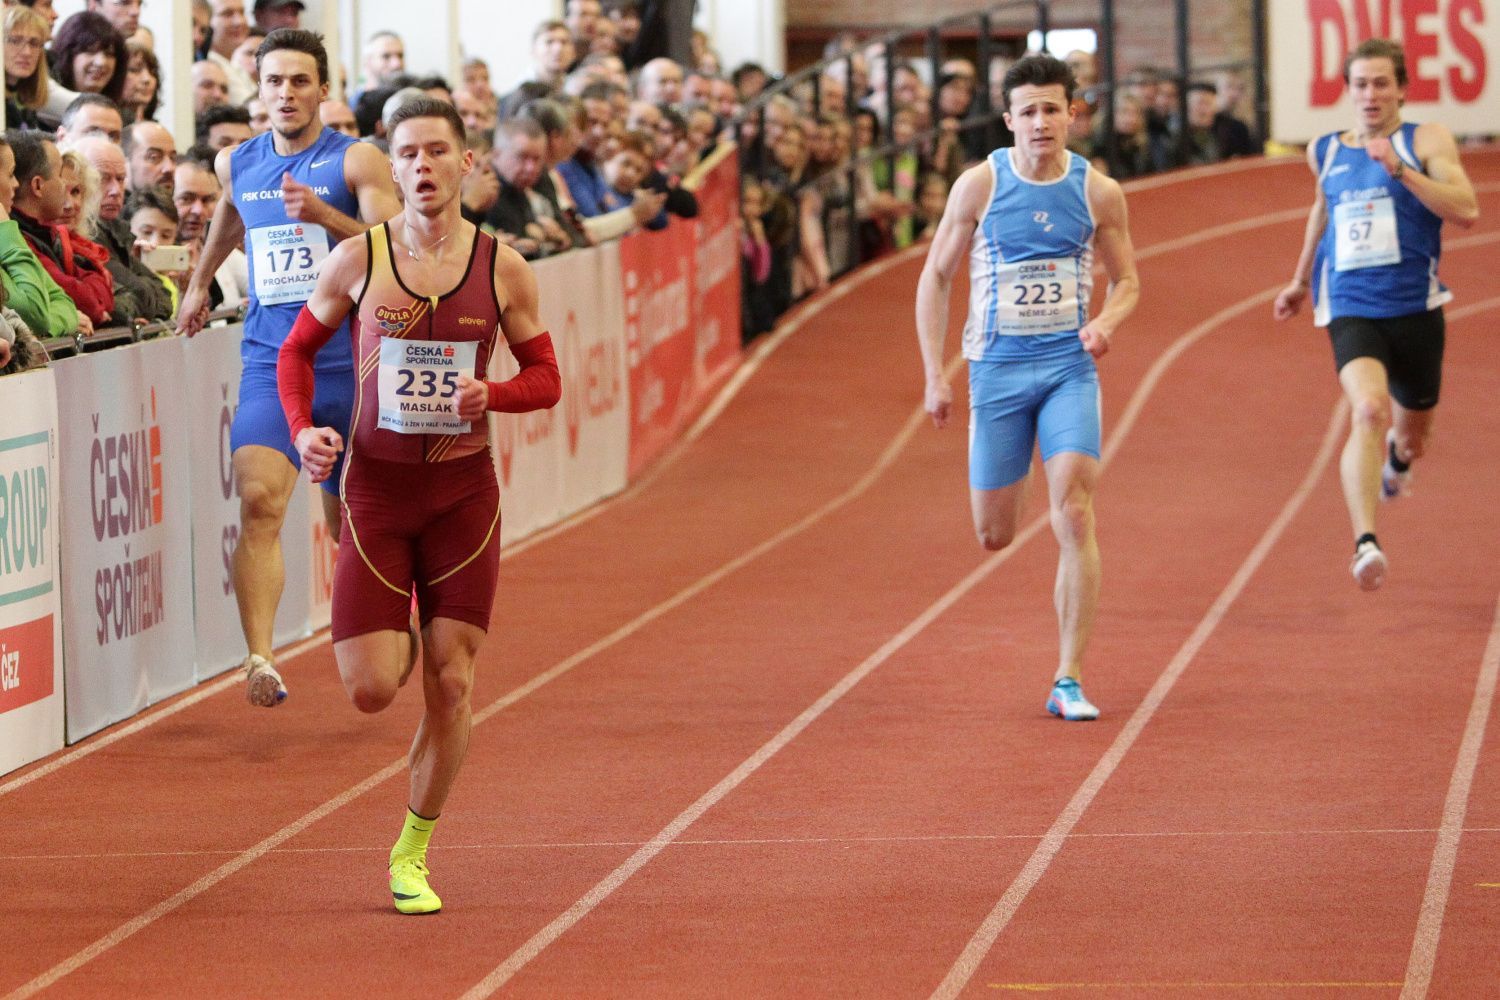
[1274,38,1479,592]
[176,28,401,708]
[916,54,1141,722]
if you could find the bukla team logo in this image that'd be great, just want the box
[375,302,426,335]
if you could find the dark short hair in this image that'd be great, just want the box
[412,74,451,95]
[354,85,400,136]
[256,28,329,86]
[1344,37,1407,87]
[385,95,466,147]
[181,144,219,169]
[1185,81,1217,97]
[730,61,766,87]
[51,11,130,101]
[197,103,252,141]
[61,92,122,130]
[1000,53,1076,110]
[519,97,570,136]
[5,129,55,187]
[125,184,179,223]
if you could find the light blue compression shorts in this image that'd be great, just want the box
[967,349,1101,490]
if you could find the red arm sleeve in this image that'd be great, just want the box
[276,306,340,441]
[487,332,562,412]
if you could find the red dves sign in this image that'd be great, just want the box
[1272,1,1497,143]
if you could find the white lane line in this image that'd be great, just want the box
[1400,591,1500,1000]
[930,398,1348,1000]
[453,283,1288,999]
[16,826,1500,862]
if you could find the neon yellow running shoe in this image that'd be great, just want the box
[389,856,442,914]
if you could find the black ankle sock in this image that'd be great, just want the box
[1356,532,1379,551]
[1388,440,1411,473]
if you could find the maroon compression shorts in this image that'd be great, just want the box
[332,449,501,642]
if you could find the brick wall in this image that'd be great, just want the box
[786,0,1256,79]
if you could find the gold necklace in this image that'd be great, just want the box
[403,218,453,262]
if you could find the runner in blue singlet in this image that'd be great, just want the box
[1274,37,1479,592]
[915,54,1141,721]
[177,28,400,707]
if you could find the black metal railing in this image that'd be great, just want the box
[734,0,1268,291]
[39,306,246,362]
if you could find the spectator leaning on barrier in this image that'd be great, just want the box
[68,134,174,322]
[486,118,570,260]
[1168,81,1222,169]
[5,5,52,131]
[1212,69,1259,158]
[7,129,115,328]
[124,184,183,310]
[57,146,142,326]
[0,132,90,338]
[517,97,592,248]
[173,155,247,310]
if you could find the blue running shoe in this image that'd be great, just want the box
[1047,677,1099,721]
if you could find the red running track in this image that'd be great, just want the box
[3,153,1500,999]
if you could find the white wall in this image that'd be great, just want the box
[460,0,558,96]
[696,0,785,76]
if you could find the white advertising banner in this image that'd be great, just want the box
[1272,0,1500,144]
[0,369,65,776]
[496,244,630,544]
[55,340,197,740]
[185,326,313,683]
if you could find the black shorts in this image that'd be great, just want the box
[1327,308,1445,411]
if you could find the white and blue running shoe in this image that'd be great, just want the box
[1047,677,1099,721]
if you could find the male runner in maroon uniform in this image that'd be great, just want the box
[277,97,561,913]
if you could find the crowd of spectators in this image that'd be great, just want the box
[0,0,1266,376]
[734,37,1261,337]
[0,0,743,375]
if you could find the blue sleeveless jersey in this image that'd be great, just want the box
[1311,122,1449,326]
[230,127,361,370]
[962,148,1095,362]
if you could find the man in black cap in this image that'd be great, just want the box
[253,0,303,31]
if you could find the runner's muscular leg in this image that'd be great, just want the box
[407,617,484,819]
[334,628,412,714]
[1391,400,1436,465]
[1337,357,1392,539]
[232,445,299,660]
[971,472,1031,552]
[1043,451,1100,683]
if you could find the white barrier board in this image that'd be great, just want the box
[0,369,65,774]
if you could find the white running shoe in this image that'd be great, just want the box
[1380,430,1413,501]
[1351,540,1388,591]
[244,654,288,707]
